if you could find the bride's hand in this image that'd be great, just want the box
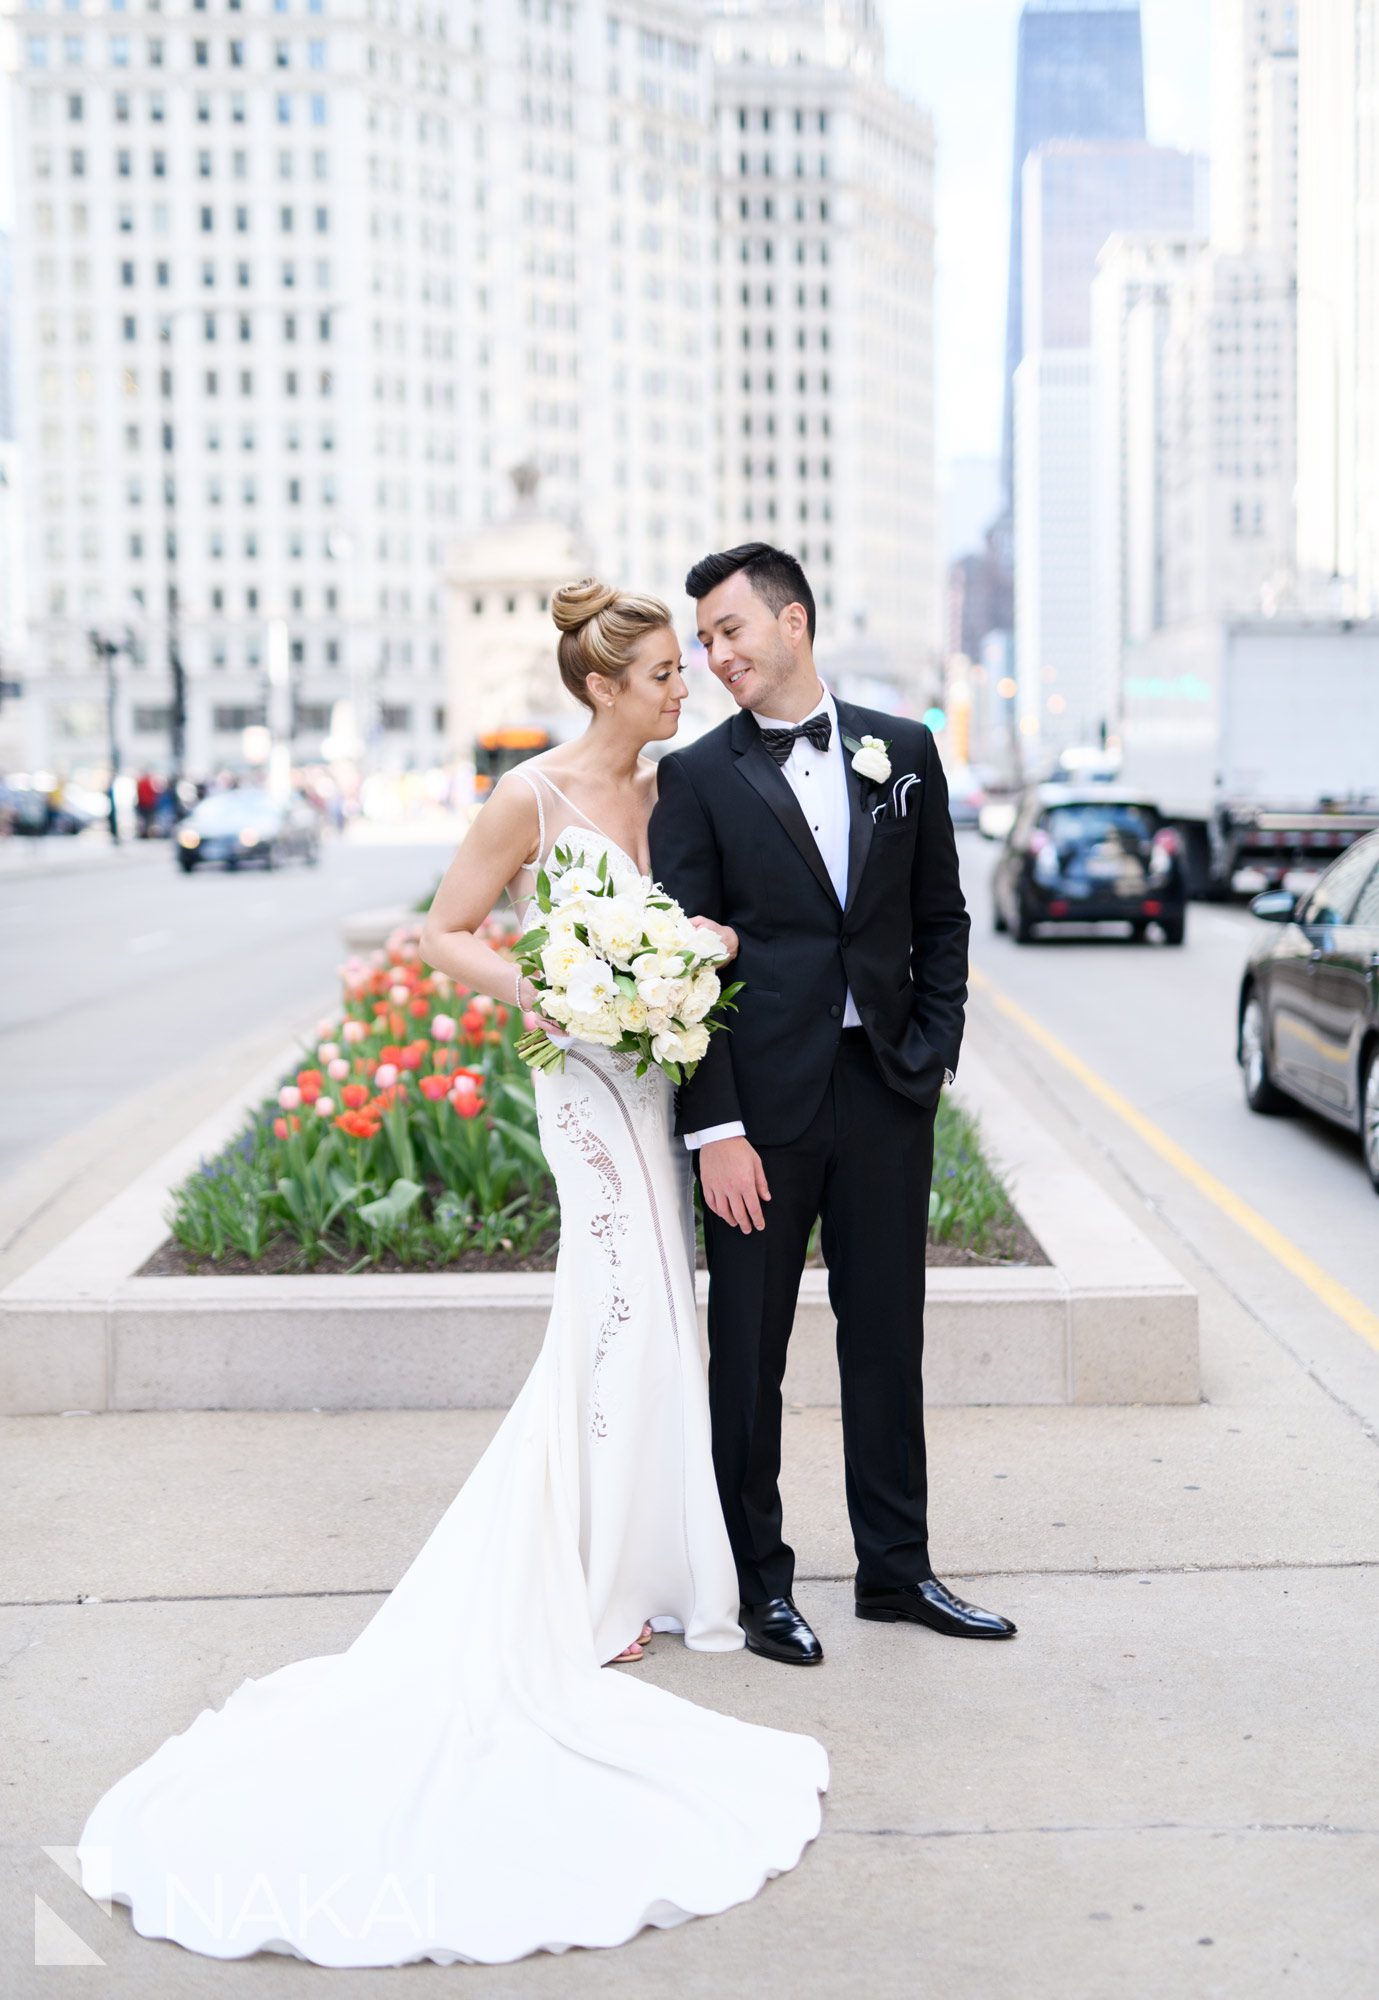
[690,916,738,963]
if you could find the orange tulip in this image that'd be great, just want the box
[341,1083,369,1110]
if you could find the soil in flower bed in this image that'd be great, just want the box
[140,1214,1047,1278]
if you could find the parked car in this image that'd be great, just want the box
[0,779,94,836]
[992,785,1187,944]
[1237,829,1379,1193]
[174,787,321,872]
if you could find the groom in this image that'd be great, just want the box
[649,544,1016,1664]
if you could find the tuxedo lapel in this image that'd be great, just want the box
[833,700,875,917]
[729,709,839,909]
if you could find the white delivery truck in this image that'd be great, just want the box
[1117,616,1379,898]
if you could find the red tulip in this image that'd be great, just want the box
[342,1083,369,1110]
[419,1074,450,1101]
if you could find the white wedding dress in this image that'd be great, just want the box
[76,769,828,1967]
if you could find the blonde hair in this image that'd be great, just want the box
[550,577,673,711]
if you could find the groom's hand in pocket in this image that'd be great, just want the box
[700,1137,771,1234]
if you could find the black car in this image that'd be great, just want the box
[992,785,1187,945]
[174,786,321,872]
[1237,829,1379,1193]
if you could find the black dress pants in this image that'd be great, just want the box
[697,1029,936,1605]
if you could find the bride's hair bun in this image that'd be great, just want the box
[549,577,674,712]
[550,577,620,635]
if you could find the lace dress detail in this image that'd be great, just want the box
[73,757,828,1970]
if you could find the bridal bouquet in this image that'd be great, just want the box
[512,841,743,1083]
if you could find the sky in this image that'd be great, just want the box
[879,0,1213,475]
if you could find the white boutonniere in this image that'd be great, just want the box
[843,732,892,785]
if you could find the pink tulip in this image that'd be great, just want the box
[316,1016,340,1040]
[318,1041,339,1063]
[314,1096,336,1118]
[452,1073,479,1101]
[342,1020,367,1045]
[389,983,410,1006]
[278,1085,302,1111]
[374,1063,399,1089]
[472,994,495,1017]
[327,1057,349,1081]
[431,1013,457,1041]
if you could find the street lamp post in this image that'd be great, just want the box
[87,625,131,845]
[157,314,188,806]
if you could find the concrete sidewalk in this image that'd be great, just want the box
[4,1064,1378,1996]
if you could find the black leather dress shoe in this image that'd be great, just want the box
[739,1596,824,1665]
[855,1577,1016,1639]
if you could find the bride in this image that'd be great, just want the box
[75,579,829,1967]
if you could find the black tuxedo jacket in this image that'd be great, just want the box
[648,700,970,1149]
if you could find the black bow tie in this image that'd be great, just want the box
[758,713,832,766]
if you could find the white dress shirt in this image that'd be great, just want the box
[685,683,860,1152]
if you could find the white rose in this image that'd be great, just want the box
[571,1010,622,1047]
[645,1006,673,1033]
[851,734,891,784]
[616,993,650,1033]
[584,891,647,964]
[565,956,619,1015]
[641,903,684,951]
[636,972,675,1011]
[680,967,720,1022]
[541,937,591,987]
[679,1022,710,1062]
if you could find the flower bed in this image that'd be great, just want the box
[164,916,559,1272]
[156,915,1043,1277]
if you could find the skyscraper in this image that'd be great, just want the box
[1296,0,1377,612]
[710,1,937,702]
[1001,1,1147,504]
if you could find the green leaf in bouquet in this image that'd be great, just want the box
[535,866,552,907]
[514,925,549,956]
[661,1060,683,1084]
[613,972,638,996]
[597,849,609,884]
[718,980,746,1002]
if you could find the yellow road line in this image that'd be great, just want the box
[968,964,1379,1351]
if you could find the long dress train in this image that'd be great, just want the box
[75,786,828,1967]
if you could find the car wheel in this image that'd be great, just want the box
[1240,990,1289,1114]
[992,898,1008,934]
[1361,1046,1379,1195]
[1013,901,1036,945]
[177,854,196,874]
[1161,912,1186,946]
[1130,921,1148,943]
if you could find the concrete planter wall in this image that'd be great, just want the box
[0,1040,1198,1416]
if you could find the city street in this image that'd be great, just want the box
[0,827,461,1282]
[959,830,1379,1416]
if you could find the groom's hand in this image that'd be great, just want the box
[700,1137,771,1234]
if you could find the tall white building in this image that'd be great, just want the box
[1014,137,1203,753]
[1296,0,1379,613]
[1090,230,1206,736]
[1013,348,1094,748]
[710,0,936,706]
[1211,0,1299,259]
[4,0,465,781]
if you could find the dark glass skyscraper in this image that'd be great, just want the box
[1001,1,1147,502]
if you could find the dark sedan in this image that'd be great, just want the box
[992,785,1187,945]
[174,787,321,872]
[1237,830,1379,1193]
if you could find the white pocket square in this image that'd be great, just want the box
[871,773,921,824]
